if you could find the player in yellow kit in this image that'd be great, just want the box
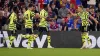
[20,4,38,49]
[8,6,19,48]
[69,6,98,49]
[39,4,53,48]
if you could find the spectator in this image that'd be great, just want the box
[96,3,100,31]
[0,11,2,30]
[66,0,70,9]
[58,3,69,18]
[2,7,10,30]
[0,11,6,30]
[87,0,96,8]
[3,7,10,18]
[60,19,67,31]
[38,0,50,11]
[96,0,100,7]
[50,0,60,9]
[50,2,58,16]
[70,3,76,13]
[49,21,59,31]
[67,13,74,31]
[88,7,97,31]
[16,6,26,30]
[74,17,81,31]
[81,0,88,8]
[24,0,31,7]
[47,7,57,22]
[8,0,16,12]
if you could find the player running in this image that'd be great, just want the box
[39,4,53,48]
[7,6,19,48]
[20,4,38,49]
[69,6,98,49]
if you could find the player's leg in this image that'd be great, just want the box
[81,26,91,49]
[81,26,88,49]
[20,28,31,38]
[8,31,15,48]
[27,28,34,49]
[81,32,87,49]
[85,26,91,48]
[45,27,53,48]
[27,39,33,49]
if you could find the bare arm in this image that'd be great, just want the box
[64,26,67,31]
[68,9,77,16]
[60,26,62,31]
[74,19,78,30]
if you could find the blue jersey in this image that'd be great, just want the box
[67,18,74,28]
[44,0,49,4]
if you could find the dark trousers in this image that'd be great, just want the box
[88,24,96,31]
[97,24,100,31]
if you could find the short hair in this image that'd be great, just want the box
[43,4,48,9]
[13,6,18,12]
[28,3,35,8]
[78,5,83,9]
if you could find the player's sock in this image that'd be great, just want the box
[81,33,87,49]
[8,36,14,48]
[82,33,85,44]
[47,36,53,48]
[27,41,31,49]
[85,32,91,48]
[10,41,12,46]
[87,37,91,48]
[47,36,51,46]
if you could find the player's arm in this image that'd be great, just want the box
[23,13,28,24]
[40,11,48,19]
[68,9,77,16]
[31,12,36,18]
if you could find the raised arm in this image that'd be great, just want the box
[68,9,77,16]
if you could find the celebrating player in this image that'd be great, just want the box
[69,6,98,49]
[20,4,38,49]
[7,6,19,48]
[39,4,53,48]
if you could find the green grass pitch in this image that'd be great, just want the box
[0,48,100,56]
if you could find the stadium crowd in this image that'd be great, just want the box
[0,0,100,31]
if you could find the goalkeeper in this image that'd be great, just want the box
[69,6,98,49]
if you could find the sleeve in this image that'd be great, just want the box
[87,12,90,16]
[77,13,80,16]
[44,12,48,17]
[23,13,28,19]
[14,14,17,21]
[31,12,35,17]
[40,10,43,17]
[9,14,12,20]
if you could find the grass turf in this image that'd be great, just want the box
[0,48,100,56]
